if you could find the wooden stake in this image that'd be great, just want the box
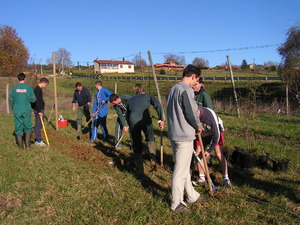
[148,50,165,166]
[47,104,55,126]
[227,55,240,118]
[6,83,9,114]
[52,52,59,130]
[286,85,289,115]
[114,83,117,94]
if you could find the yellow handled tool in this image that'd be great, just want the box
[40,115,49,146]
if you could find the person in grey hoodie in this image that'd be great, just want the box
[166,65,207,213]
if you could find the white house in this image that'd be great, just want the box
[94,59,134,73]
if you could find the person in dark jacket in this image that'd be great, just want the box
[72,82,92,134]
[109,94,131,148]
[126,84,164,174]
[32,77,49,146]
[9,73,37,149]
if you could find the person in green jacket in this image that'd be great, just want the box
[9,73,37,149]
[109,93,131,149]
[192,77,213,109]
[126,84,164,174]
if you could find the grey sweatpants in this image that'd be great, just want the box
[170,140,200,210]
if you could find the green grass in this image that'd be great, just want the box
[0,110,299,224]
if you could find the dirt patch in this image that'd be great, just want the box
[46,130,115,169]
[0,193,22,219]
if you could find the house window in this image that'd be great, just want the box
[128,65,131,68]
[120,65,123,68]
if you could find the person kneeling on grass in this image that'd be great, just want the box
[192,106,232,189]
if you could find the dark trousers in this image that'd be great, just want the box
[91,116,108,140]
[130,121,154,154]
[77,105,91,130]
[34,110,44,142]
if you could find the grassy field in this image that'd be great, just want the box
[0,77,299,224]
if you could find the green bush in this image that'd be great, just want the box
[159,69,166,75]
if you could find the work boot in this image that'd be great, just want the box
[134,153,144,175]
[148,141,157,170]
[24,132,32,149]
[16,135,24,149]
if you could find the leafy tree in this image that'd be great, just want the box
[192,57,209,68]
[0,25,29,77]
[56,48,72,74]
[278,25,300,92]
[132,53,147,68]
[163,53,186,65]
[241,59,248,70]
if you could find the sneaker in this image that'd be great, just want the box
[192,195,208,204]
[35,140,47,146]
[192,178,206,186]
[223,179,232,189]
[174,203,190,213]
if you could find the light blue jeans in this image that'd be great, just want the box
[170,140,200,210]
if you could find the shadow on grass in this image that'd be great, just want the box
[228,165,300,204]
[92,139,170,204]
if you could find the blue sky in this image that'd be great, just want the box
[1,0,299,67]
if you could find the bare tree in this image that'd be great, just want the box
[278,25,300,92]
[56,48,72,74]
[192,57,209,68]
[264,61,279,67]
[0,25,29,77]
[132,53,147,68]
[163,53,186,65]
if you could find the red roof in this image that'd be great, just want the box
[94,60,134,65]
